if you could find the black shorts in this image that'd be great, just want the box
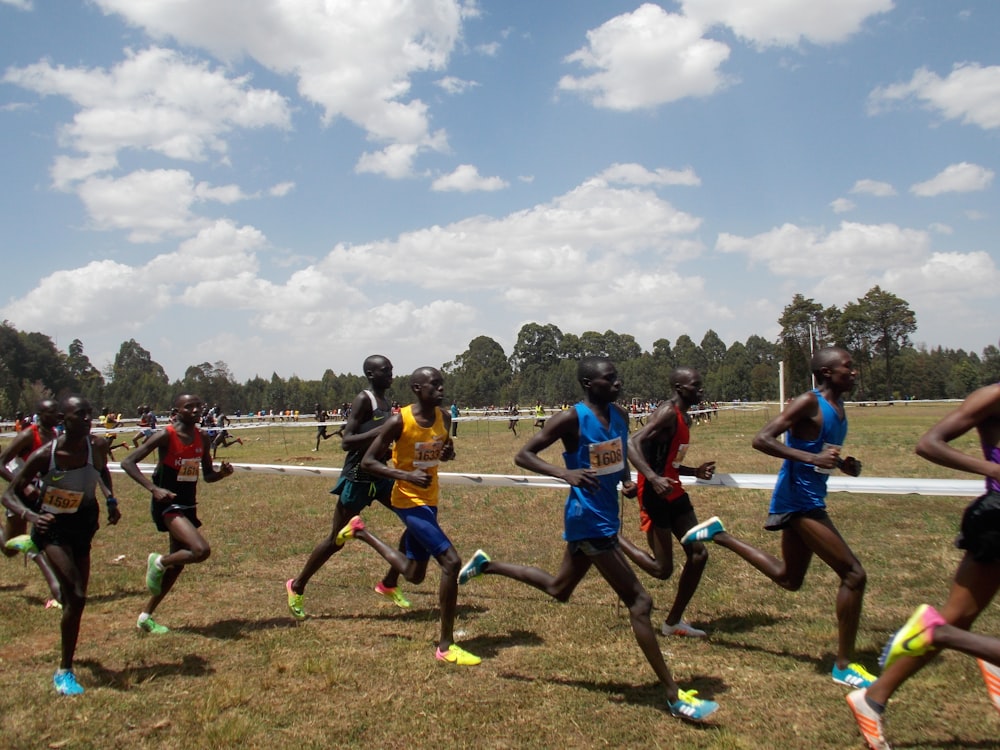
[955,491,1000,564]
[764,507,829,531]
[567,534,619,557]
[152,500,201,533]
[640,490,695,531]
[32,507,99,558]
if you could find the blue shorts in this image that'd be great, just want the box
[391,505,452,562]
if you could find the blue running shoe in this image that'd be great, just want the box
[832,663,875,688]
[53,669,84,696]
[680,517,725,546]
[458,549,490,584]
[668,689,719,722]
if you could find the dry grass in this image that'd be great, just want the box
[1,404,997,749]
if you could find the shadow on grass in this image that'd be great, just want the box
[499,669,728,718]
[700,611,784,634]
[452,628,544,659]
[310,602,489,625]
[179,617,300,639]
[710,637,882,678]
[77,654,213,690]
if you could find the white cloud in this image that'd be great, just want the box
[597,163,701,187]
[93,0,464,172]
[910,162,994,196]
[681,0,894,48]
[850,179,896,196]
[77,169,207,242]
[1,0,32,9]
[476,42,501,57]
[830,198,855,213]
[4,46,291,178]
[268,181,295,197]
[431,164,508,192]
[716,221,930,276]
[436,76,478,95]
[559,4,731,110]
[869,63,1000,130]
[355,143,423,179]
[928,222,953,234]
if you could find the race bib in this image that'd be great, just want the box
[413,438,444,469]
[672,443,689,469]
[41,486,84,514]
[589,437,624,476]
[177,458,200,482]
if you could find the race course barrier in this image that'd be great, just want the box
[109,464,983,497]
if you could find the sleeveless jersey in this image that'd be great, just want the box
[563,402,628,542]
[636,408,689,503]
[769,389,847,515]
[342,390,392,481]
[37,437,100,517]
[390,405,447,509]
[152,424,204,506]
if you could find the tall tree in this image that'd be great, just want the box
[105,339,170,411]
[443,336,512,406]
[856,285,916,399]
[66,339,105,405]
[777,294,830,393]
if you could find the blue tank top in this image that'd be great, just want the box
[769,389,847,515]
[562,402,628,542]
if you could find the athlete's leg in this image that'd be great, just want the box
[665,507,709,627]
[43,543,90,671]
[477,545,591,602]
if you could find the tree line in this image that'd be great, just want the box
[2,285,998,418]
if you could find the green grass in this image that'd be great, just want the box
[0,404,997,749]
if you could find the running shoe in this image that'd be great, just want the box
[832,662,876,688]
[663,620,707,638]
[680,517,725,545]
[435,643,481,666]
[978,659,1000,715]
[136,614,170,634]
[45,599,62,610]
[286,579,306,620]
[374,581,410,609]
[335,515,365,545]
[5,534,38,555]
[667,689,719,722]
[846,688,890,750]
[53,669,85,696]
[146,553,165,596]
[879,603,945,669]
[458,549,490,584]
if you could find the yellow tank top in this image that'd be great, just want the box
[391,405,447,508]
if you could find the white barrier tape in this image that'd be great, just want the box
[106,464,983,496]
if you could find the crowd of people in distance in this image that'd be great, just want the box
[1,348,999,749]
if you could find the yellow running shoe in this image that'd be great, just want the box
[435,643,481,666]
[374,581,410,609]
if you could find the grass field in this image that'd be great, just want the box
[1,403,998,749]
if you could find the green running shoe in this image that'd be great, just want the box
[137,614,169,634]
[5,534,38,555]
[435,643,481,666]
[286,579,306,620]
[879,603,945,669]
[335,515,365,545]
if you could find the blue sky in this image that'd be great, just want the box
[1,1,998,382]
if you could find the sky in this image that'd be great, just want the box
[1,1,998,383]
